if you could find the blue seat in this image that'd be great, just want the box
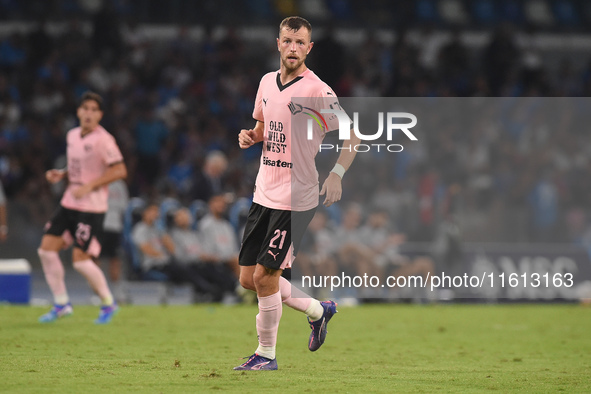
[246,0,276,20]
[229,197,253,233]
[189,199,209,230]
[499,0,525,23]
[472,0,498,24]
[552,0,580,26]
[122,198,146,280]
[157,197,181,232]
[416,0,440,22]
[326,0,354,20]
[324,203,343,226]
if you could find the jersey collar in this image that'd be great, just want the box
[276,72,304,92]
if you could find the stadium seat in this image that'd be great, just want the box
[499,0,525,23]
[524,0,556,27]
[228,197,252,232]
[552,0,580,27]
[326,0,353,20]
[416,0,440,22]
[324,203,343,226]
[471,0,498,25]
[122,198,147,279]
[299,0,331,21]
[157,197,181,232]
[581,1,591,29]
[439,0,470,25]
[189,199,209,230]
[246,0,277,22]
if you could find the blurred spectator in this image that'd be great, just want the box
[134,107,169,191]
[528,170,559,242]
[0,33,26,70]
[92,2,122,63]
[27,20,52,67]
[192,150,229,202]
[131,203,217,298]
[333,203,381,278]
[169,207,206,264]
[483,24,520,95]
[358,209,434,289]
[170,207,236,301]
[198,194,240,279]
[438,28,470,95]
[101,180,129,303]
[0,179,6,242]
[308,23,345,95]
[0,9,590,246]
[296,210,339,285]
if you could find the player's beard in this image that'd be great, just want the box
[282,55,305,73]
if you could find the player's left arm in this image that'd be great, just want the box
[72,162,128,199]
[239,121,264,149]
[319,131,360,207]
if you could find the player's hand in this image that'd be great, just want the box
[46,169,66,184]
[238,129,257,149]
[72,184,93,199]
[320,172,342,207]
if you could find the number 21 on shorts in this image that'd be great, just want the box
[269,229,287,249]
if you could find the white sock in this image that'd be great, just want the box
[255,345,276,360]
[55,294,70,305]
[305,299,324,321]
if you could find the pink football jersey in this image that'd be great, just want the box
[252,68,341,211]
[60,126,124,213]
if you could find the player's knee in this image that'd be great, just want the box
[239,274,255,291]
[252,266,278,289]
[39,235,64,252]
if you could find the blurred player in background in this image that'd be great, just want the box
[234,16,359,370]
[101,179,129,303]
[38,91,127,324]
[0,179,7,242]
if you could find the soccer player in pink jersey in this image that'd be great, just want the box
[38,92,127,324]
[234,17,359,370]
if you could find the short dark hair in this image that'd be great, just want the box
[79,91,103,111]
[279,16,312,37]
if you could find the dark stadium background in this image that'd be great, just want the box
[1,0,591,303]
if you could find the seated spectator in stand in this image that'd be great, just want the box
[191,151,229,202]
[333,203,380,278]
[169,207,205,264]
[101,179,129,303]
[296,210,338,279]
[358,208,434,291]
[131,203,217,299]
[197,194,239,292]
[295,210,339,299]
[169,207,235,300]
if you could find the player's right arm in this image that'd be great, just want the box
[238,121,264,149]
[46,168,67,184]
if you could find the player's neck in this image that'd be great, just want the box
[80,125,97,137]
[279,64,307,85]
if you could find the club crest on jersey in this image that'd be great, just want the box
[288,101,328,134]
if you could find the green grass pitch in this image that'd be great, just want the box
[1,304,590,393]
